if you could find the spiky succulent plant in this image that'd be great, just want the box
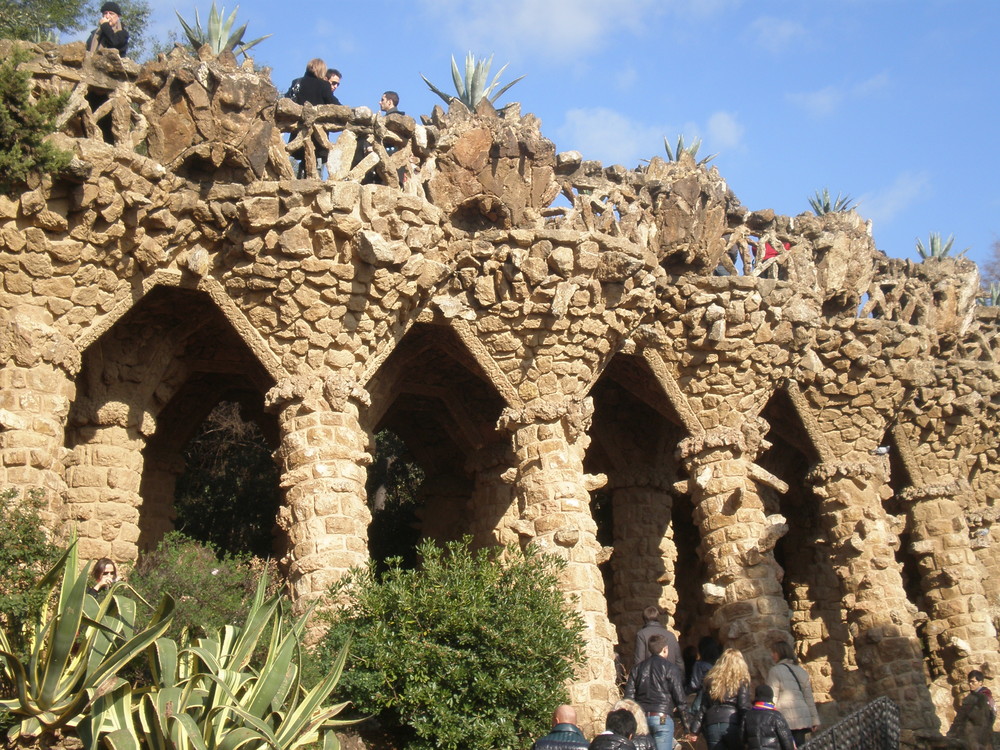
[809,188,857,215]
[176,2,270,58]
[916,232,968,260]
[421,52,525,109]
[663,135,716,166]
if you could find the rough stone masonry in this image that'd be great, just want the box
[1,39,998,742]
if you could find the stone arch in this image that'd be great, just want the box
[64,283,278,562]
[362,321,512,562]
[585,352,694,672]
[757,386,862,719]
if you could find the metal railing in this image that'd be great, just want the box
[802,697,900,750]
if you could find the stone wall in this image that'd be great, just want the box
[2,40,999,741]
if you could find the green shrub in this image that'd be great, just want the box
[127,532,281,645]
[0,48,72,195]
[0,488,61,661]
[313,537,586,750]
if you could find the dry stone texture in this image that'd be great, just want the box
[2,41,999,741]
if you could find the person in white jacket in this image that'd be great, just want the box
[766,640,819,745]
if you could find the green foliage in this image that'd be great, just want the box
[366,430,424,570]
[176,2,271,59]
[103,579,354,750]
[421,52,525,109]
[127,532,281,646]
[916,232,968,260]
[978,281,1000,306]
[0,0,90,39]
[173,401,281,557]
[0,47,72,195]
[663,134,716,166]
[808,188,857,215]
[0,488,61,662]
[0,539,175,740]
[313,538,586,750]
[112,0,153,60]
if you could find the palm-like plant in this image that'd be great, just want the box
[176,2,271,58]
[421,52,525,109]
[916,232,968,260]
[809,188,857,215]
[663,135,716,166]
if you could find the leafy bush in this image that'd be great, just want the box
[127,532,281,645]
[0,47,72,195]
[173,401,282,558]
[313,538,586,750]
[0,488,61,661]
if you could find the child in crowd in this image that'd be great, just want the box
[742,685,796,750]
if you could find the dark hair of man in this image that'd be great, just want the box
[327,68,341,79]
[382,90,399,107]
[771,640,796,663]
[698,635,722,663]
[969,670,986,682]
[647,634,668,657]
[605,709,637,738]
[642,605,660,622]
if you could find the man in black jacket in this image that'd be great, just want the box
[87,2,128,57]
[742,685,796,750]
[624,634,688,750]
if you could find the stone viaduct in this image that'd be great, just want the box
[1,40,998,741]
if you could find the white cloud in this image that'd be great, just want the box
[788,71,890,118]
[748,16,807,54]
[706,111,745,150]
[556,108,666,167]
[860,171,932,224]
[414,0,700,60]
[788,86,842,118]
[555,108,741,166]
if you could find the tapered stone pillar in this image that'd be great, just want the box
[64,424,145,562]
[0,307,79,531]
[467,443,518,549]
[498,398,616,733]
[268,374,372,613]
[901,481,1000,699]
[608,469,677,672]
[807,460,938,734]
[677,421,792,680]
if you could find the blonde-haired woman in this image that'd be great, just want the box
[613,699,655,750]
[687,647,751,750]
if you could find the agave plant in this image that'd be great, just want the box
[663,135,717,166]
[809,188,857,215]
[176,2,271,58]
[979,281,1000,306]
[916,232,968,260]
[421,52,525,109]
[0,540,175,740]
[101,577,353,750]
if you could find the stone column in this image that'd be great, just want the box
[806,460,938,734]
[607,468,677,672]
[466,443,518,549]
[901,481,1000,700]
[268,374,372,613]
[677,421,792,679]
[64,424,145,563]
[497,397,617,734]
[137,449,184,551]
[0,307,79,531]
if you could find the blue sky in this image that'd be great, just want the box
[139,0,999,271]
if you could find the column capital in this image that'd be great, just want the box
[897,478,969,504]
[676,416,769,462]
[265,371,371,415]
[496,396,594,441]
[805,460,883,485]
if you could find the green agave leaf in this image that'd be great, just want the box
[420,74,454,105]
[450,56,463,101]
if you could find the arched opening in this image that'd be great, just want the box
[586,353,692,673]
[363,322,510,569]
[759,388,860,713]
[65,285,278,562]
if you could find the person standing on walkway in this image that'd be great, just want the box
[624,634,689,750]
[766,640,819,746]
[532,704,589,750]
[634,606,682,668]
[687,647,751,750]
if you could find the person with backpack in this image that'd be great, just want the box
[948,670,996,750]
[766,640,819,746]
